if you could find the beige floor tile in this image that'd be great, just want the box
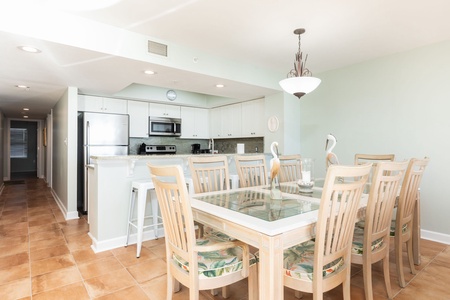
[0,241,29,259]
[29,228,63,242]
[84,268,137,298]
[31,253,76,277]
[95,285,150,300]
[113,245,158,267]
[127,258,167,283]
[32,281,90,300]
[72,248,113,265]
[78,256,124,280]
[0,252,29,270]
[0,278,31,300]
[65,232,93,251]
[0,263,30,285]
[30,244,71,262]
[28,222,60,234]
[32,266,82,294]
[29,236,67,252]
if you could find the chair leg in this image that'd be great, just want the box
[222,286,229,298]
[362,262,374,300]
[406,239,417,275]
[383,255,394,300]
[342,270,351,300]
[395,236,406,288]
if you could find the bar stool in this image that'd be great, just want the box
[126,179,163,257]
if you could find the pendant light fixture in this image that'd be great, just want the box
[279,28,321,98]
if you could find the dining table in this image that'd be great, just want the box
[190,181,370,300]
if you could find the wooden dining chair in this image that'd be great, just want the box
[354,154,396,185]
[351,160,409,300]
[188,155,234,246]
[235,155,268,187]
[283,164,372,300]
[147,164,258,300]
[188,155,230,193]
[392,157,429,287]
[278,154,302,183]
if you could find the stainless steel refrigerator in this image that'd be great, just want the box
[77,112,129,214]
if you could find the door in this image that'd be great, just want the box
[10,120,38,179]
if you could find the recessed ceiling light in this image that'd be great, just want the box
[144,70,156,75]
[16,85,30,90]
[216,84,225,88]
[23,108,29,111]
[23,116,29,119]
[18,46,41,53]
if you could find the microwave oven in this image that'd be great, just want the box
[149,116,181,136]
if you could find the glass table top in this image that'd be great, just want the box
[193,189,320,222]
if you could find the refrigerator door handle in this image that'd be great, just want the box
[86,121,90,165]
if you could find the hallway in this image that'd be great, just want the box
[0,177,449,299]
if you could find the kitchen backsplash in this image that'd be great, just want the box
[129,137,264,155]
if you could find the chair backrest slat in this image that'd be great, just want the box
[189,155,230,193]
[279,154,302,182]
[235,155,268,187]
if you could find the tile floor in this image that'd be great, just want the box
[1,177,450,299]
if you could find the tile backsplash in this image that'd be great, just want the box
[129,137,264,155]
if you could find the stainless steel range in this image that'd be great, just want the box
[144,145,177,155]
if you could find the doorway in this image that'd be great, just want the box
[10,120,38,180]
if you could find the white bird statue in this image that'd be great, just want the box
[325,134,340,169]
[270,141,280,183]
[269,141,282,199]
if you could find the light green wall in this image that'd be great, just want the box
[52,87,78,218]
[299,40,450,237]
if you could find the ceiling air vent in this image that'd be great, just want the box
[148,40,168,57]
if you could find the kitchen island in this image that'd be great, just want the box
[87,153,271,252]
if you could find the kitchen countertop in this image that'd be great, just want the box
[90,153,266,160]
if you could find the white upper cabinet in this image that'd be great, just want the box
[209,107,222,138]
[127,100,149,137]
[221,103,242,137]
[180,107,209,139]
[78,95,127,114]
[209,103,244,138]
[149,103,181,118]
[241,99,265,137]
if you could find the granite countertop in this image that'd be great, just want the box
[90,153,266,160]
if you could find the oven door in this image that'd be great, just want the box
[149,117,181,136]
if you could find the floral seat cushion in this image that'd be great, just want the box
[282,240,344,281]
[173,235,256,279]
[352,221,385,255]
[390,220,408,236]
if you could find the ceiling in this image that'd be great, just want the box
[1,0,450,119]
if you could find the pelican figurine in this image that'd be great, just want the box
[325,134,340,169]
[270,142,281,182]
[269,142,282,198]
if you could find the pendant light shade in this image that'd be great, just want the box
[279,28,320,99]
[279,76,321,99]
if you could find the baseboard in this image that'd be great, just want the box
[89,228,165,253]
[421,229,450,245]
[50,189,79,221]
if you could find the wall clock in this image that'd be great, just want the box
[166,90,177,101]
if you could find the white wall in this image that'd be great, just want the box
[299,40,450,238]
[52,87,78,219]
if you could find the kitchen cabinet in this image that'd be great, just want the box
[221,103,242,137]
[241,98,265,137]
[78,95,127,114]
[127,100,149,137]
[180,107,209,139]
[209,103,242,138]
[209,107,222,138]
[149,103,180,118]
